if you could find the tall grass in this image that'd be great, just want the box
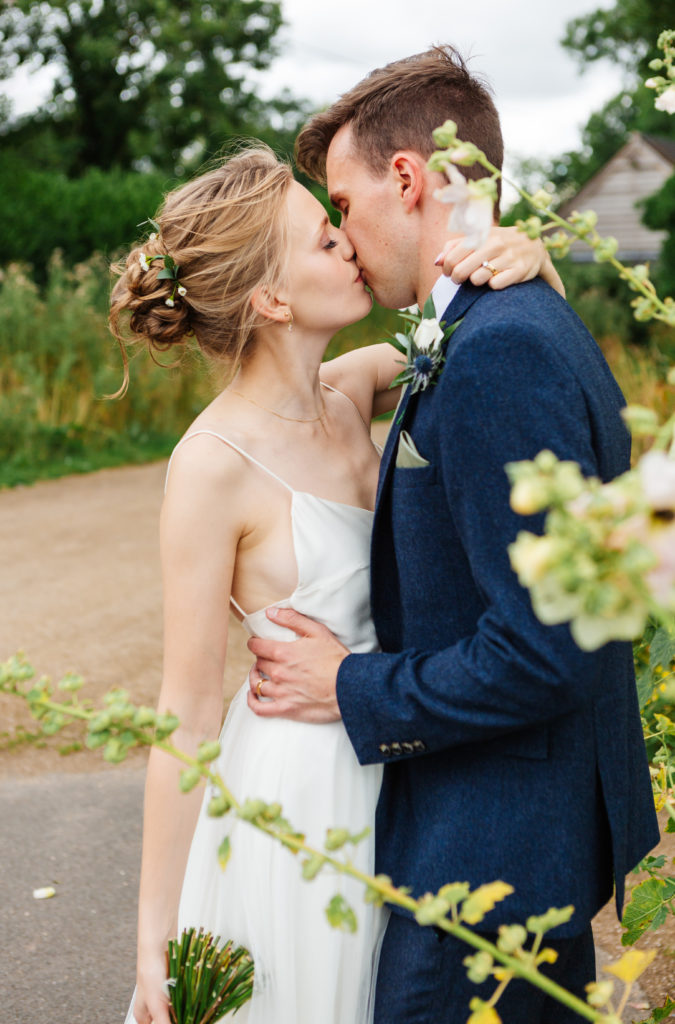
[0,254,671,487]
[0,253,214,487]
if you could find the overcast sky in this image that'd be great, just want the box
[3,0,622,183]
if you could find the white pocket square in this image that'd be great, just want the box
[396,430,430,468]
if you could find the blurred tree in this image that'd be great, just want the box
[504,2,674,253]
[550,0,675,194]
[0,0,311,175]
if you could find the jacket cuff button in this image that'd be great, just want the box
[412,739,426,752]
[379,743,391,756]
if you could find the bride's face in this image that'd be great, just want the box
[281,182,372,334]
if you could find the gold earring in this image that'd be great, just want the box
[287,310,293,333]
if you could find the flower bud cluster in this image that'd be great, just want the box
[508,448,675,650]
[645,31,675,113]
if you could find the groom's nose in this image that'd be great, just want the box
[337,229,356,261]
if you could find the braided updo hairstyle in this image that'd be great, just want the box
[109,146,294,393]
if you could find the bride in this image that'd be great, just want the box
[109,145,563,1024]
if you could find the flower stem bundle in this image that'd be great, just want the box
[166,927,253,1023]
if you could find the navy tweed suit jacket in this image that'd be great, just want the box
[336,278,659,937]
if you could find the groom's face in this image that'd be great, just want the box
[326,124,417,310]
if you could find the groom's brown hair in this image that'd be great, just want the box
[295,45,503,209]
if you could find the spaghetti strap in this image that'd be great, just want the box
[229,594,248,618]
[320,379,371,432]
[164,429,295,622]
[164,429,295,495]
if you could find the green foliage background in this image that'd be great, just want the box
[0,0,673,487]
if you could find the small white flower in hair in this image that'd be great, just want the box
[177,285,187,297]
[148,232,158,241]
[139,253,150,272]
[165,297,175,307]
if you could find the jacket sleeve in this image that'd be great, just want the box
[337,321,619,765]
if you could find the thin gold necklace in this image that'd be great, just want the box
[230,389,326,423]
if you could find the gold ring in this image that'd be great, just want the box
[256,679,264,698]
[481,260,499,276]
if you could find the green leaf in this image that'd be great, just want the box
[387,332,409,355]
[217,836,231,871]
[462,882,514,925]
[325,894,357,933]
[301,853,326,881]
[525,905,575,934]
[638,996,675,1024]
[324,828,350,851]
[621,877,675,945]
[649,626,675,672]
[636,664,656,710]
[422,294,436,319]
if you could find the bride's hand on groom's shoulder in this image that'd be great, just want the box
[246,609,348,723]
[436,226,565,297]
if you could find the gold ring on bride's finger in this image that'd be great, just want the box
[481,260,499,276]
[256,679,264,698]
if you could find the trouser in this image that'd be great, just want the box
[374,912,596,1024]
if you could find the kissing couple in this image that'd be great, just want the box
[113,43,659,1024]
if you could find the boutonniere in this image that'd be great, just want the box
[388,295,462,398]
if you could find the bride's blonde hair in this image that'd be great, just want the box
[109,145,293,393]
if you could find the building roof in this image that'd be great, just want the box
[555,132,674,262]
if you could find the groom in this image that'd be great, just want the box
[246,46,659,1022]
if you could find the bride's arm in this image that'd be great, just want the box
[320,229,565,421]
[132,441,242,1024]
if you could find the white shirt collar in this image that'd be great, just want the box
[430,274,460,319]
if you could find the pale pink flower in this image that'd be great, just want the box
[638,451,675,511]
[433,165,494,249]
[645,522,675,608]
[655,86,675,114]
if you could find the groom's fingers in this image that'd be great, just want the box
[265,606,327,636]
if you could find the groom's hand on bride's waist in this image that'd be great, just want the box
[246,608,348,722]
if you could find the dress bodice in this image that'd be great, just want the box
[166,424,380,655]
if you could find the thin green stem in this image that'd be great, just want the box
[471,152,674,324]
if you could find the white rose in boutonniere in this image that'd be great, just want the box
[387,296,463,414]
[413,318,445,352]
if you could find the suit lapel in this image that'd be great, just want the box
[374,281,488,510]
[375,384,414,505]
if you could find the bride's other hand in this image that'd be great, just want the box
[436,226,565,297]
[131,959,172,1024]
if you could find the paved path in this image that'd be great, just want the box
[1,769,143,1024]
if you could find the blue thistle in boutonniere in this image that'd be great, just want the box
[388,294,462,398]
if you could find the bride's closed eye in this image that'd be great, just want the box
[324,239,338,250]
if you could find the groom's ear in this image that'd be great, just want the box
[390,151,426,213]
